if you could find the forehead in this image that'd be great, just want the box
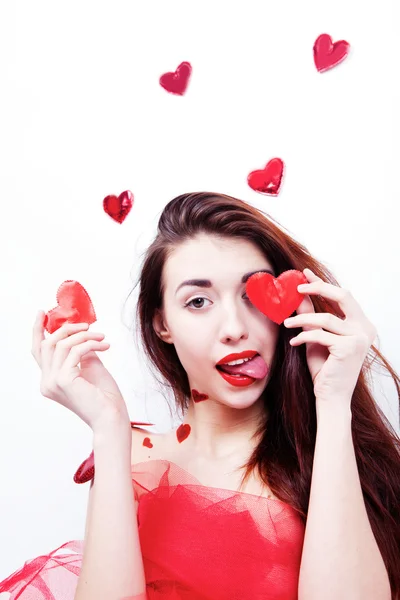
[164,235,274,283]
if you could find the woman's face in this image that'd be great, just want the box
[154,234,280,409]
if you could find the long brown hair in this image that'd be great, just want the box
[130,192,400,597]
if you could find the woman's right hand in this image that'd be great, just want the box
[31,311,131,433]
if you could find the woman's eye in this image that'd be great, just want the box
[185,297,211,309]
[184,294,250,309]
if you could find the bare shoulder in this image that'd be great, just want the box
[131,425,169,467]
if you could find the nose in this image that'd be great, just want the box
[219,304,249,343]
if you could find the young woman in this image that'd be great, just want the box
[1,192,399,600]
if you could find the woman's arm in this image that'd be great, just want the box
[298,403,391,600]
[74,414,147,600]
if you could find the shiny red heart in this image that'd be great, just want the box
[192,389,209,403]
[247,158,284,195]
[313,33,350,73]
[159,61,192,95]
[176,423,191,443]
[143,437,153,449]
[44,281,97,334]
[73,451,94,484]
[246,270,308,324]
[103,190,134,224]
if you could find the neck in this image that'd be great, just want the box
[181,396,266,461]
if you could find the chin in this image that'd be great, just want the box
[216,389,264,409]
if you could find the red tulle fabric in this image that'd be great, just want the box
[0,459,305,599]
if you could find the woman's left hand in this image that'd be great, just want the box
[283,268,377,409]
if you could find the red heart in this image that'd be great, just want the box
[143,437,153,449]
[159,61,192,95]
[247,158,284,195]
[44,281,97,334]
[246,270,309,325]
[176,423,191,443]
[313,33,350,73]
[103,190,133,224]
[73,451,94,484]
[192,389,209,403]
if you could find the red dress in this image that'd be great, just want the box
[0,456,305,599]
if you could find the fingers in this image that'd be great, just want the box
[32,316,89,368]
[52,330,107,372]
[32,313,110,397]
[285,312,350,336]
[60,339,111,382]
[39,324,88,376]
[31,311,47,365]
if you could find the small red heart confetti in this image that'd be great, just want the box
[143,437,153,448]
[103,190,134,224]
[247,158,284,195]
[176,423,191,443]
[192,389,209,403]
[159,61,192,95]
[246,270,309,324]
[73,451,94,484]
[313,33,350,73]
[44,281,97,334]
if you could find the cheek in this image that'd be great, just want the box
[175,336,212,375]
[256,319,280,340]
[266,322,280,344]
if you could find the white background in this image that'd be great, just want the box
[0,0,399,580]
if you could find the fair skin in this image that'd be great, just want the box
[152,233,280,469]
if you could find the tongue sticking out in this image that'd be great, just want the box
[218,355,268,380]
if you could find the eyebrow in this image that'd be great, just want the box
[175,269,275,295]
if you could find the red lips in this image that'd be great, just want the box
[216,350,258,366]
